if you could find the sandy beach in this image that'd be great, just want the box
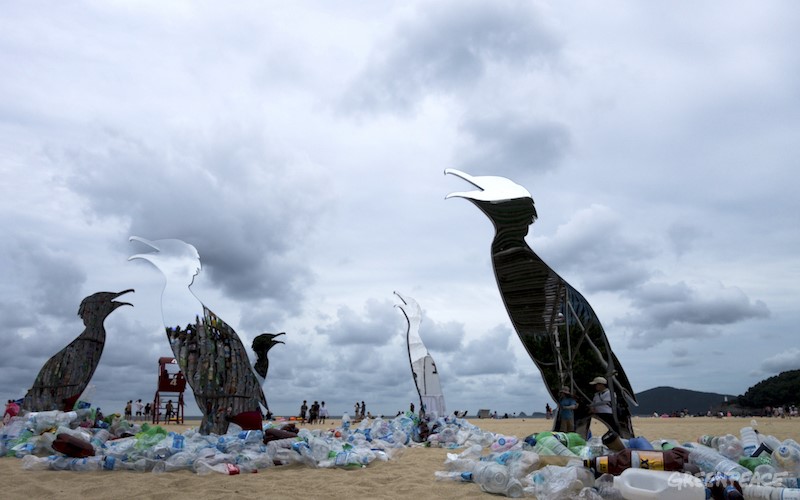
[2,416,798,499]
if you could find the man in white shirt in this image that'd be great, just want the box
[589,376,616,429]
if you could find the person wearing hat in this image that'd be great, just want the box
[589,376,616,428]
[557,386,578,432]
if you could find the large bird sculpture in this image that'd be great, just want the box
[445,169,637,438]
[129,236,267,435]
[22,289,134,412]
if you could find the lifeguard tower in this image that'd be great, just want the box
[153,357,186,425]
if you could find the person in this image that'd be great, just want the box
[124,400,132,420]
[410,402,415,414]
[319,401,328,424]
[309,401,319,425]
[135,399,144,421]
[300,400,308,424]
[545,403,553,419]
[588,376,615,428]
[144,402,151,419]
[94,407,104,427]
[165,400,174,423]
[360,401,366,419]
[557,386,578,432]
[4,399,20,424]
[354,402,360,419]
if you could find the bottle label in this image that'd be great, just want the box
[630,451,665,470]
[596,456,610,474]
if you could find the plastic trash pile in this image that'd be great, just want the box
[433,424,800,499]
[3,409,799,499]
[0,409,488,475]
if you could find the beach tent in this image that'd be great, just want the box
[394,292,446,418]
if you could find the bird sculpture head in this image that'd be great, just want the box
[252,332,285,379]
[128,236,202,287]
[77,289,134,325]
[445,168,537,230]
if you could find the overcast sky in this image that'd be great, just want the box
[2,1,798,419]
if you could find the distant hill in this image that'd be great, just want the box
[632,386,735,416]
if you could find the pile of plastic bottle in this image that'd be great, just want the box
[433,423,800,499]
[2,409,799,499]
[0,408,491,475]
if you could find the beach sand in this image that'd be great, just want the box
[2,416,798,499]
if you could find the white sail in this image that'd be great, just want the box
[394,291,446,418]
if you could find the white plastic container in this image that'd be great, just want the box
[613,468,706,500]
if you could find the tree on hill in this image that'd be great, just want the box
[737,369,800,408]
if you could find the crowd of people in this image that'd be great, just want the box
[298,400,329,424]
[123,399,154,422]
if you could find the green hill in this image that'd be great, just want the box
[632,386,735,416]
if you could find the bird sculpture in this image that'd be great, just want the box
[22,289,134,412]
[394,291,446,419]
[445,168,637,438]
[252,332,285,380]
[129,236,267,434]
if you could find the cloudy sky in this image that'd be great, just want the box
[2,1,798,419]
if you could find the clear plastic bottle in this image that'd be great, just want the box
[685,443,751,482]
[742,484,800,500]
[473,461,524,498]
[434,470,474,482]
[740,427,759,457]
[341,412,351,432]
[194,459,240,475]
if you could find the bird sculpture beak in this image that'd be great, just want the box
[112,289,135,308]
[128,236,159,262]
[274,332,286,344]
[444,168,532,202]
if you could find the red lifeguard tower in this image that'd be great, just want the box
[153,357,186,425]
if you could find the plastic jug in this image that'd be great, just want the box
[613,468,706,499]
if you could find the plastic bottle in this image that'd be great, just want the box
[685,443,752,481]
[742,484,800,500]
[490,435,519,452]
[535,434,578,457]
[341,413,351,432]
[613,468,706,500]
[434,470,474,482]
[773,444,800,474]
[740,427,759,457]
[472,461,524,498]
[716,434,744,460]
[594,473,626,499]
[584,447,691,477]
[194,459,240,475]
[21,454,56,470]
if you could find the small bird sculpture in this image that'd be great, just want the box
[22,289,134,412]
